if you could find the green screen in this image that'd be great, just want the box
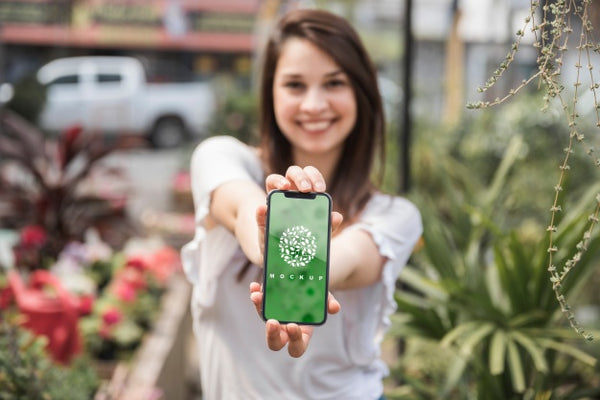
[262,191,331,324]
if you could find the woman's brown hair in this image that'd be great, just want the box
[258,8,386,222]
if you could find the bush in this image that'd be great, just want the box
[0,314,99,400]
[5,74,46,125]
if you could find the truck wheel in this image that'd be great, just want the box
[150,117,187,148]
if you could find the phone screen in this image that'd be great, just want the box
[262,190,331,325]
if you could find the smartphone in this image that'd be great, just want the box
[262,190,332,325]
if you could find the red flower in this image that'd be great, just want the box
[19,225,47,247]
[77,294,94,316]
[126,257,148,272]
[102,308,122,326]
[0,286,13,310]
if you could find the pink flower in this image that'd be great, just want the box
[102,308,122,326]
[114,280,137,302]
[20,225,47,247]
[121,268,147,290]
[109,268,146,302]
[146,247,181,283]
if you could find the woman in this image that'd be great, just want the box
[181,8,422,400]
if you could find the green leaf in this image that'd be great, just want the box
[482,134,524,209]
[441,352,468,397]
[440,321,481,348]
[507,339,525,393]
[398,266,448,302]
[510,330,548,373]
[507,310,548,328]
[394,295,447,339]
[539,338,597,366]
[489,330,507,375]
[456,322,495,358]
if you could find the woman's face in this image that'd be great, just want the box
[273,37,357,162]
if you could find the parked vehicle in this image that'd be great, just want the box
[36,56,215,148]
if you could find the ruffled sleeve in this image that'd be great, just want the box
[180,136,263,306]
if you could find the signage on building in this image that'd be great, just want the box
[0,0,262,52]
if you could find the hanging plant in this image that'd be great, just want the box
[467,0,600,340]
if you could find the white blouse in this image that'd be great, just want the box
[181,135,423,400]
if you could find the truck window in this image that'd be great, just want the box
[96,74,122,83]
[48,75,79,86]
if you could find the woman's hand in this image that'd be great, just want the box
[249,282,341,357]
[251,165,343,357]
[255,166,343,265]
[266,165,327,193]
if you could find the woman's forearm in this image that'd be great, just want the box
[210,180,267,266]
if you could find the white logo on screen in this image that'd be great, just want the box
[279,225,317,267]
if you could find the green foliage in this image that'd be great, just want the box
[0,315,99,400]
[5,73,47,125]
[0,109,140,258]
[466,0,600,337]
[389,107,600,397]
[208,88,258,145]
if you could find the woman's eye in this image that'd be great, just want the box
[284,81,304,90]
[325,79,346,88]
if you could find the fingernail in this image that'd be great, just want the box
[315,182,325,191]
[300,180,310,190]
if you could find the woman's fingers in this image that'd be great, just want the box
[256,205,267,264]
[285,166,311,191]
[302,166,326,192]
[286,324,312,358]
[286,165,325,192]
[265,166,327,194]
[327,292,341,315]
[249,282,263,315]
[266,319,288,351]
[265,174,290,193]
[331,211,343,234]
[265,166,327,193]
[251,282,337,358]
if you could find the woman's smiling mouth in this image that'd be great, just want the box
[299,120,334,132]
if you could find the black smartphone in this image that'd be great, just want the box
[262,190,332,325]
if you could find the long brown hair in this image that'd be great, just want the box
[258,8,386,222]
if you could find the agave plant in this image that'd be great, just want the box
[0,109,140,264]
[389,135,600,399]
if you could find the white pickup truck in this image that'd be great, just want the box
[36,56,215,148]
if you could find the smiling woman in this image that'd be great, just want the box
[181,8,422,400]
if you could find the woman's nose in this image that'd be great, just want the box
[300,87,327,113]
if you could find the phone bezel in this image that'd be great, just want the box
[261,189,332,325]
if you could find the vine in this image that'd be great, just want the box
[467,0,600,341]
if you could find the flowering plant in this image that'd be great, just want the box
[78,236,181,360]
[1,228,181,363]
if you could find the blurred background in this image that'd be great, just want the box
[1,0,600,399]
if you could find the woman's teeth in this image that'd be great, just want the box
[302,121,330,131]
